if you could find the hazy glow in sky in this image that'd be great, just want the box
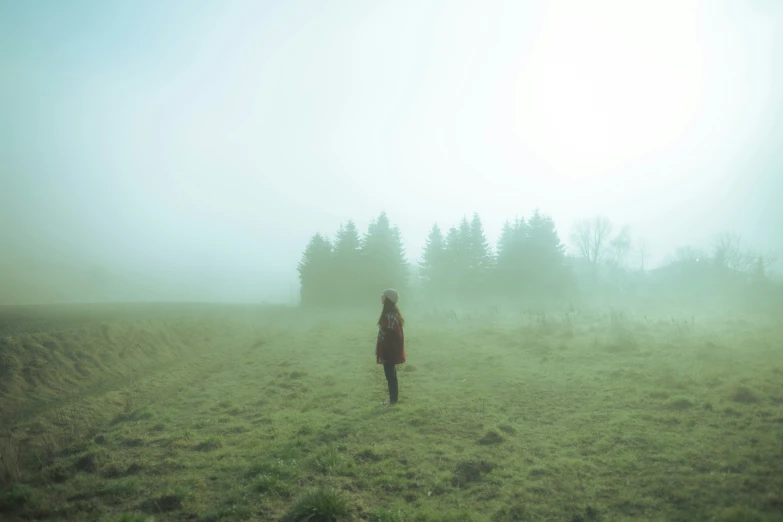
[518,2,703,174]
[2,0,782,300]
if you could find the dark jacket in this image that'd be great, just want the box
[376,310,406,365]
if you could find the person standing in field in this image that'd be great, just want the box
[376,288,405,407]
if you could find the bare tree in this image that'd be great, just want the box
[636,237,649,271]
[570,216,613,265]
[570,220,592,261]
[752,251,779,279]
[762,251,779,271]
[708,232,781,276]
[674,245,707,264]
[712,232,756,273]
[609,226,632,268]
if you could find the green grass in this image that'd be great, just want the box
[282,488,351,522]
[1,303,783,520]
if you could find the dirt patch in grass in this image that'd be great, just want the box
[668,398,694,410]
[355,449,383,463]
[453,460,495,486]
[73,454,99,474]
[731,386,760,404]
[139,494,183,514]
[193,440,222,452]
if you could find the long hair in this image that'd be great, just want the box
[378,298,405,327]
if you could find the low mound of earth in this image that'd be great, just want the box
[0,303,287,422]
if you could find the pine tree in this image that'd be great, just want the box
[390,225,408,288]
[361,212,408,300]
[495,220,515,269]
[495,217,529,295]
[467,213,493,296]
[527,211,564,261]
[443,226,463,298]
[420,224,446,296]
[332,221,363,304]
[495,219,512,294]
[526,209,568,294]
[297,233,333,306]
[457,216,472,284]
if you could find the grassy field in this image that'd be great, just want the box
[1,302,782,521]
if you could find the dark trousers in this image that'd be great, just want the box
[383,363,398,404]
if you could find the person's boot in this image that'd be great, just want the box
[390,380,398,405]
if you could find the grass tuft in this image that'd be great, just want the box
[139,494,184,513]
[731,386,759,404]
[193,435,223,452]
[99,514,152,522]
[111,406,154,425]
[492,504,529,522]
[0,483,33,513]
[312,446,353,475]
[73,453,99,473]
[282,488,351,522]
[0,437,21,486]
[477,430,504,445]
[453,460,495,487]
[253,473,293,497]
[668,397,694,410]
[370,508,404,522]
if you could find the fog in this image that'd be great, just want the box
[2,0,782,305]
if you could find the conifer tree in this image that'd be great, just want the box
[527,210,565,262]
[297,233,333,306]
[495,220,515,267]
[494,210,568,297]
[420,224,446,296]
[332,221,363,304]
[442,226,463,298]
[495,217,529,295]
[361,212,408,299]
[457,216,473,282]
[467,213,493,295]
[526,209,567,292]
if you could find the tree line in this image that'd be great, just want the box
[297,209,570,306]
[297,212,408,307]
[569,216,776,279]
[298,210,779,307]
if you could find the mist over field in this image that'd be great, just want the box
[2,1,783,521]
[2,0,783,305]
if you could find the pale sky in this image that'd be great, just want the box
[2,0,782,302]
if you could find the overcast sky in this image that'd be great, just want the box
[2,0,782,302]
